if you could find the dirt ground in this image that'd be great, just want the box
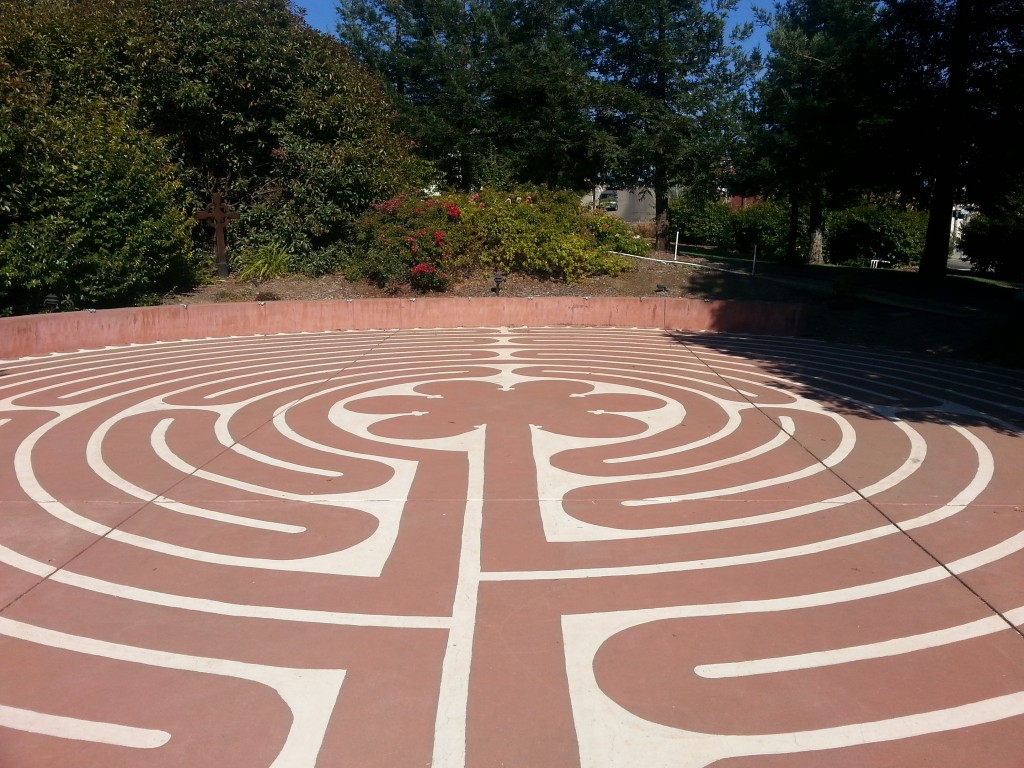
[167,254,1019,367]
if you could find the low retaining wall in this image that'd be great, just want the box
[1,297,803,359]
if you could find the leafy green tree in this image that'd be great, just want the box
[133,0,426,262]
[337,0,491,186]
[748,0,886,263]
[0,94,196,313]
[477,0,615,188]
[338,0,610,189]
[0,0,198,313]
[1,0,425,296]
[880,0,1024,280]
[582,0,754,250]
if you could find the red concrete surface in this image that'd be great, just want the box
[1,326,1022,767]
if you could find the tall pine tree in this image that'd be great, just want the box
[750,0,885,263]
[583,0,753,250]
[881,0,1024,280]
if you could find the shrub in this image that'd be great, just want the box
[0,0,430,286]
[470,188,635,279]
[961,192,1024,280]
[349,186,637,289]
[586,213,648,257]
[233,243,291,284]
[0,96,199,314]
[410,262,452,291]
[825,205,927,266]
[667,196,734,249]
[731,200,790,261]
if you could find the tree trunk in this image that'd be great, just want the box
[654,3,670,253]
[655,166,669,252]
[919,0,970,283]
[786,183,801,264]
[808,185,824,264]
[920,175,955,281]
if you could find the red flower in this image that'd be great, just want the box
[411,244,419,252]
[411,263,436,275]
[434,231,445,245]
[371,193,407,214]
[445,202,461,220]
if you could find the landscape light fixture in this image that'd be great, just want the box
[44,294,59,309]
[655,284,669,294]
[492,273,505,295]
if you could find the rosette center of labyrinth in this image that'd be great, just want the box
[1,327,1022,767]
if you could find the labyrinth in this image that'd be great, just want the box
[1,326,1023,767]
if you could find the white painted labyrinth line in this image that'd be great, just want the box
[12,367,428,576]
[1,329,1021,767]
[694,610,1020,678]
[432,430,486,768]
[0,617,345,767]
[0,539,451,628]
[17,410,410,576]
[489,427,987,579]
[567,673,1024,768]
[534,401,907,544]
[0,703,170,749]
[690,336,1024,418]
[330,368,675,449]
[562,587,1024,768]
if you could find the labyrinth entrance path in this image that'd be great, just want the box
[2,322,1023,767]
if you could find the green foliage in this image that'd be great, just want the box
[826,205,927,266]
[961,193,1024,280]
[665,196,790,261]
[746,1,897,263]
[410,262,452,292]
[1,0,426,310]
[350,187,637,288]
[731,200,791,261]
[338,0,614,190]
[339,0,753,200]
[667,196,735,249]
[133,0,429,265]
[0,93,197,314]
[586,213,648,257]
[233,243,291,284]
[881,1,1023,277]
[585,0,754,191]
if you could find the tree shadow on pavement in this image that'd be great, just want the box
[682,263,1022,367]
[664,329,1024,437]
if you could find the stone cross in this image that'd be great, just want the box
[196,192,240,277]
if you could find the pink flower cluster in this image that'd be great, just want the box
[410,262,450,290]
[371,194,407,214]
[445,202,461,220]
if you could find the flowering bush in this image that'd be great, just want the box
[348,186,640,289]
[410,262,451,291]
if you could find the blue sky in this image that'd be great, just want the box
[292,0,769,52]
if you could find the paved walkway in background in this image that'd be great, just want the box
[2,327,1023,767]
